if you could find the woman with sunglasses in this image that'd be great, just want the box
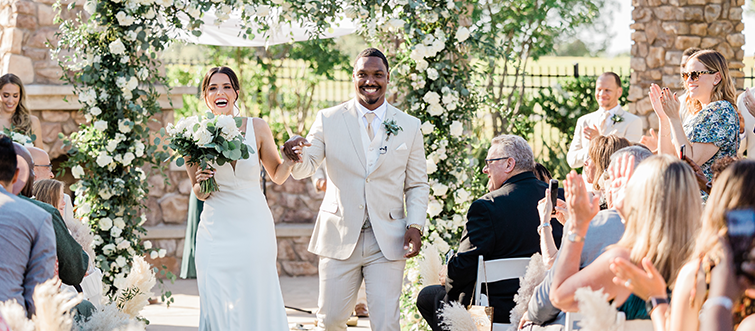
[648,50,740,198]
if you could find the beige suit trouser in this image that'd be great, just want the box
[316,227,405,331]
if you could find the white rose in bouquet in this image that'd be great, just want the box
[193,126,213,146]
[423,91,441,105]
[109,39,126,55]
[102,243,116,255]
[420,121,435,135]
[427,200,443,217]
[96,151,113,167]
[94,120,108,132]
[71,165,84,179]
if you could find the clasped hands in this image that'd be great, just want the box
[281,135,311,163]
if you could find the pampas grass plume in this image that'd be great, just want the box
[508,253,547,331]
[574,287,622,331]
[439,301,478,331]
[419,244,442,286]
[65,218,95,267]
[0,300,34,331]
[116,256,155,318]
[31,277,83,331]
[75,303,132,331]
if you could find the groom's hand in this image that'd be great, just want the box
[282,135,310,162]
[403,227,422,258]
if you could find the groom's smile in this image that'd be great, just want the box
[353,56,389,110]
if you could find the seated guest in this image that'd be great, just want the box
[649,50,740,195]
[417,135,560,328]
[0,135,56,316]
[567,72,642,168]
[585,135,630,193]
[33,179,65,215]
[549,155,700,321]
[611,159,755,331]
[522,146,652,329]
[28,146,54,181]
[12,143,88,287]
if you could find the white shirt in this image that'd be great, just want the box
[355,99,387,134]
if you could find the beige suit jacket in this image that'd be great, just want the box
[566,106,643,168]
[292,99,429,261]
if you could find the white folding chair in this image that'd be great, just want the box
[474,255,531,330]
[565,311,652,331]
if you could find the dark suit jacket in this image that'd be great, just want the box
[19,195,88,286]
[445,171,563,323]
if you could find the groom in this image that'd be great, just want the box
[283,48,429,331]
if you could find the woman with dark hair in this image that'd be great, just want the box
[649,50,741,189]
[0,74,43,148]
[185,67,294,330]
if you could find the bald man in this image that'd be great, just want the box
[28,147,54,181]
[12,143,88,287]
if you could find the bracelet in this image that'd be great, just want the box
[537,223,551,235]
[567,230,585,243]
[407,223,423,233]
[702,296,733,311]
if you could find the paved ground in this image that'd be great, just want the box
[141,276,371,330]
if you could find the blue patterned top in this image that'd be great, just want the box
[683,100,740,181]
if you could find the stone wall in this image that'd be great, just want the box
[628,0,745,131]
[0,0,81,84]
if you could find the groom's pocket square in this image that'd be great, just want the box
[396,143,408,151]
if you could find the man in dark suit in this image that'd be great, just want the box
[417,134,563,329]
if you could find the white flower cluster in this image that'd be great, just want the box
[6,131,33,147]
[423,91,444,117]
[78,88,98,106]
[425,139,449,174]
[116,76,139,99]
[409,73,426,89]
[409,29,447,71]
[167,114,241,147]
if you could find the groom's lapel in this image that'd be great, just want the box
[342,100,367,170]
[368,105,399,175]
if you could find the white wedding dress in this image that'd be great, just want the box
[195,119,288,330]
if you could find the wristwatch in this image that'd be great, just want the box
[537,223,551,235]
[567,231,585,243]
[645,296,669,314]
[407,223,423,233]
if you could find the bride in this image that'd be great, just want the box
[186,66,294,330]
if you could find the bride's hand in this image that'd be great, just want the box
[196,168,214,183]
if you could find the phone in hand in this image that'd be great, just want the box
[725,208,755,281]
[549,179,559,215]
[679,144,686,160]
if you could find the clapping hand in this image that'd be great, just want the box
[744,87,755,119]
[584,125,601,141]
[640,128,659,153]
[607,154,636,218]
[281,135,311,163]
[564,171,599,231]
[610,257,667,301]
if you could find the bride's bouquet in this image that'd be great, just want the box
[167,112,252,194]
[2,127,35,146]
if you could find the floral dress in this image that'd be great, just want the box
[683,100,740,181]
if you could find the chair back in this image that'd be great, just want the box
[565,311,652,331]
[473,255,531,306]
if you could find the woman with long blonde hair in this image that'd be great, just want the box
[612,160,755,331]
[0,73,43,148]
[549,155,701,321]
[648,50,740,189]
[32,179,65,215]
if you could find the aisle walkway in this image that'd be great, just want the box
[141,276,371,330]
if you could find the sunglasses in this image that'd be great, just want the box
[681,70,718,82]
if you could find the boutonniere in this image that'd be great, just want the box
[383,119,403,140]
[611,114,624,123]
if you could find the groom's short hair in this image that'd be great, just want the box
[490,135,535,173]
[355,48,389,73]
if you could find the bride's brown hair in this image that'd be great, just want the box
[201,67,240,111]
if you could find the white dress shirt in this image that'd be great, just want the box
[566,104,643,168]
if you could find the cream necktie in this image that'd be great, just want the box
[598,111,610,135]
[365,112,376,140]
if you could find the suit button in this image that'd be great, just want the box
[359,205,364,209]
[366,178,370,183]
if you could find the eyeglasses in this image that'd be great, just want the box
[484,157,510,167]
[681,70,718,82]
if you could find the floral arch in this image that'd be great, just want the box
[56,0,486,326]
